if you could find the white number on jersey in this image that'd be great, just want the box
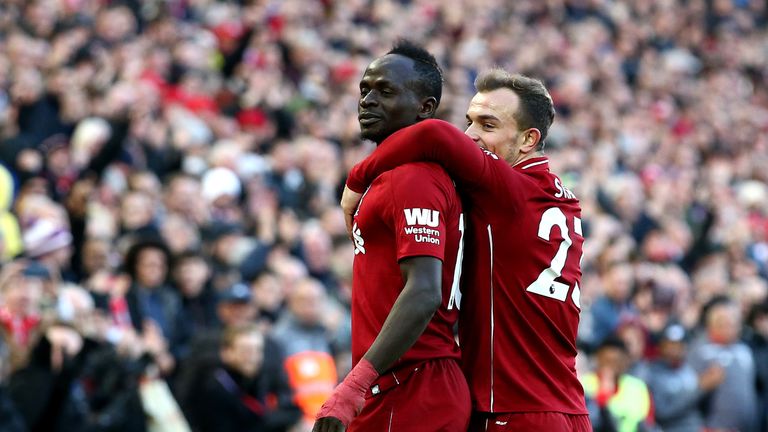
[447,213,465,310]
[525,207,583,308]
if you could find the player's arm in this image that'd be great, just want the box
[342,119,499,233]
[312,257,442,432]
[346,119,490,193]
[363,256,442,371]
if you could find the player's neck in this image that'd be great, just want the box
[511,151,546,167]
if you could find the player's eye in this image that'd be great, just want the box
[483,123,495,130]
[360,88,369,97]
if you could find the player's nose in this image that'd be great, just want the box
[464,126,480,141]
[359,91,379,108]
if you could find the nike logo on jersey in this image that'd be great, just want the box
[403,208,439,227]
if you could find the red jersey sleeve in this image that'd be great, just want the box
[347,119,487,192]
[347,119,523,214]
[387,163,456,262]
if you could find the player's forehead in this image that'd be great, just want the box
[467,88,519,121]
[360,54,416,87]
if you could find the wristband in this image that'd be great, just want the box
[316,358,379,426]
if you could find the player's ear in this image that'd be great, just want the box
[522,128,542,153]
[418,96,438,119]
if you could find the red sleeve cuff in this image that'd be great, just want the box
[346,166,366,193]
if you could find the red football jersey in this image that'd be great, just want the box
[348,119,588,415]
[350,162,463,369]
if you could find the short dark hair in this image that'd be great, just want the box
[122,235,171,280]
[387,39,443,105]
[475,69,555,150]
[597,335,629,355]
[221,323,262,349]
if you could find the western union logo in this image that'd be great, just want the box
[403,208,439,227]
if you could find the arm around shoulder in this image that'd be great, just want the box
[347,119,489,193]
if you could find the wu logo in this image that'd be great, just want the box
[352,222,366,255]
[404,208,439,227]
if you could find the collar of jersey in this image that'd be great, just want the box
[515,156,549,172]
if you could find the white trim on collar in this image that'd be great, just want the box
[520,159,548,170]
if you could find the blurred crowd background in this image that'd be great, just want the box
[0,0,767,431]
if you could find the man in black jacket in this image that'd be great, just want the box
[186,324,301,432]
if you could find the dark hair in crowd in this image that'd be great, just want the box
[475,69,556,151]
[597,335,629,355]
[221,323,262,349]
[122,235,171,280]
[387,39,443,105]
[700,294,738,328]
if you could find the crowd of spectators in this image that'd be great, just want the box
[0,0,766,431]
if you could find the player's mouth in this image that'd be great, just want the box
[358,112,382,126]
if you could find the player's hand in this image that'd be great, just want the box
[312,416,345,432]
[312,379,365,431]
[313,359,377,431]
[340,185,362,238]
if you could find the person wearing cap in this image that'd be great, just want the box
[201,167,243,223]
[203,221,247,292]
[216,281,257,327]
[645,323,722,432]
[22,217,74,281]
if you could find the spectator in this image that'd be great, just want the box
[297,221,338,293]
[172,250,217,343]
[0,328,24,432]
[0,261,45,357]
[203,221,249,292]
[119,191,157,236]
[582,336,655,432]
[688,296,759,432]
[163,174,207,225]
[122,237,180,373]
[646,323,721,432]
[250,271,285,333]
[587,261,637,351]
[175,281,280,419]
[185,324,301,432]
[271,277,346,424]
[615,317,651,380]
[22,217,74,281]
[78,236,114,281]
[8,323,90,432]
